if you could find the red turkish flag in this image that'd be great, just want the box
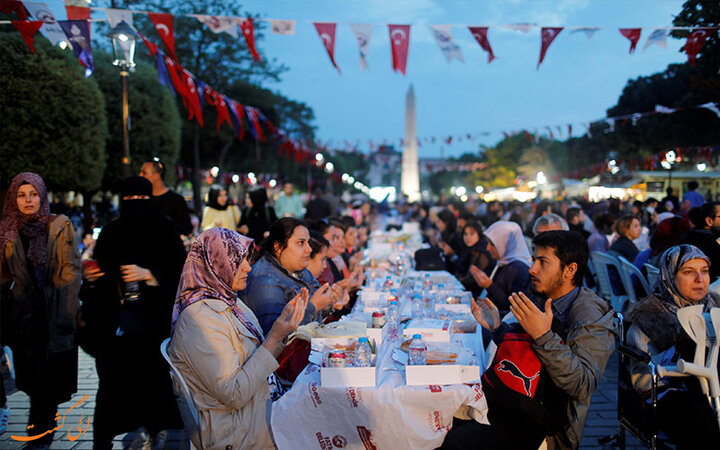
[619,28,641,53]
[180,70,204,126]
[239,18,261,63]
[149,12,176,61]
[138,31,158,57]
[537,27,563,69]
[314,22,340,73]
[11,20,42,53]
[228,99,246,140]
[164,56,188,106]
[468,26,495,63]
[388,24,410,74]
[686,28,712,65]
[64,2,89,20]
[0,0,27,20]
[213,91,232,130]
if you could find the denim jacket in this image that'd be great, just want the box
[244,254,320,335]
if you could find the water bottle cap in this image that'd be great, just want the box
[358,337,368,343]
[413,294,420,298]
[386,275,391,279]
[412,334,422,340]
[439,283,445,288]
[389,300,398,305]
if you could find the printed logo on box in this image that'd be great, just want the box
[346,387,363,407]
[429,385,443,393]
[332,435,347,448]
[309,381,322,408]
[356,426,377,450]
[315,432,332,449]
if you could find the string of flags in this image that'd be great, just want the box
[1,0,717,75]
[0,0,364,187]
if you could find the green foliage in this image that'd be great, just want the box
[671,0,720,74]
[0,31,107,191]
[93,51,181,189]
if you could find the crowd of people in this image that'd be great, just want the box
[1,164,719,449]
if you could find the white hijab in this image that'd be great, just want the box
[485,221,532,268]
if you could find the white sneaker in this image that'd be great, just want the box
[0,406,9,434]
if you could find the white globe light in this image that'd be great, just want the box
[348,176,355,184]
[342,173,349,182]
[665,150,677,163]
[231,174,240,183]
[325,162,334,173]
[697,163,707,172]
[269,179,277,188]
[210,166,220,177]
[315,153,324,162]
[456,186,467,196]
[475,185,484,194]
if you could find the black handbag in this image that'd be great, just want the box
[414,247,446,271]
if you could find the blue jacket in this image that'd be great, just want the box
[244,254,320,335]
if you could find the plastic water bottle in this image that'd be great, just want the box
[386,300,400,339]
[383,275,394,289]
[355,337,372,367]
[423,273,432,289]
[412,294,422,318]
[408,334,427,365]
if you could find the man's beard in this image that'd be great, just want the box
[533,271,565,298]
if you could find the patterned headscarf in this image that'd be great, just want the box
[172,228,262,341]
[484,220,532,267]
[656,244,712,309]
[0,172,50,269]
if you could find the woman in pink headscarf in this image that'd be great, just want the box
[0,172,80,448]
[169,228,306,449]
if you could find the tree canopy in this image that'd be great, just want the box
[0,31,107,192]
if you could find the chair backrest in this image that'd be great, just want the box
[160,338,202,449]
[617,256,652,304]
[590,251,629,312]
[644,264,660,290]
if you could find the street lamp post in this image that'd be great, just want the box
[108,21,139,178]
[662,149,677,191]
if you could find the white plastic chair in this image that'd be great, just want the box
[644,264,660,290]
[160,338,201,450]
[590,251,629,312]
[617,256,652,305]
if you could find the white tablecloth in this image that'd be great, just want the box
[271,270,490,450]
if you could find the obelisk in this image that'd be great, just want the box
[401,85,420,201]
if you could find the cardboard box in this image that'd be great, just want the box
[321,366,377,388]
[403,319,452,342]
[405,364,480,386]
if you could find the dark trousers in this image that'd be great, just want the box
[440,417,546,450]
[27,395,59,447]
[658,391,720,450]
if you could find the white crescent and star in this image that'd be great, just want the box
[391,29,406,45]
[156,23,169,36]
[320,33,333,47]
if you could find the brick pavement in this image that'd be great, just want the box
[1,348,643,449]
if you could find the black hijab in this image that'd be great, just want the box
[207,185,228,211]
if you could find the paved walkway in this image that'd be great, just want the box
[1,348,642,449]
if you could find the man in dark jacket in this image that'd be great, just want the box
[305,187,332,220]
[139,158,193,237]
[679,203,720,282]
[442,231,616,449]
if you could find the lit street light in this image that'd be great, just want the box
[108,20,139,178]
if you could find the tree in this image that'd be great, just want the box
[0,31,108,193]
[93,51,181,189]
[671,0,720,76]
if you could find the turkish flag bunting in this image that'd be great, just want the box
[686,28,712,65]
[138,31,158,57]
[213,91,232,130]
[468,26,495,63]
[0,0,27,20]
[388,24,410,74]
[226,98,246,141]
[538,27,562,69]
[149,12,176,61]
[314,22,341,73]
[180,70,204,126]
[164,56,188,106]
[619,28,641,53]
[245,107,267,142]
[11,20,43,53]
[239,18,261,62]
